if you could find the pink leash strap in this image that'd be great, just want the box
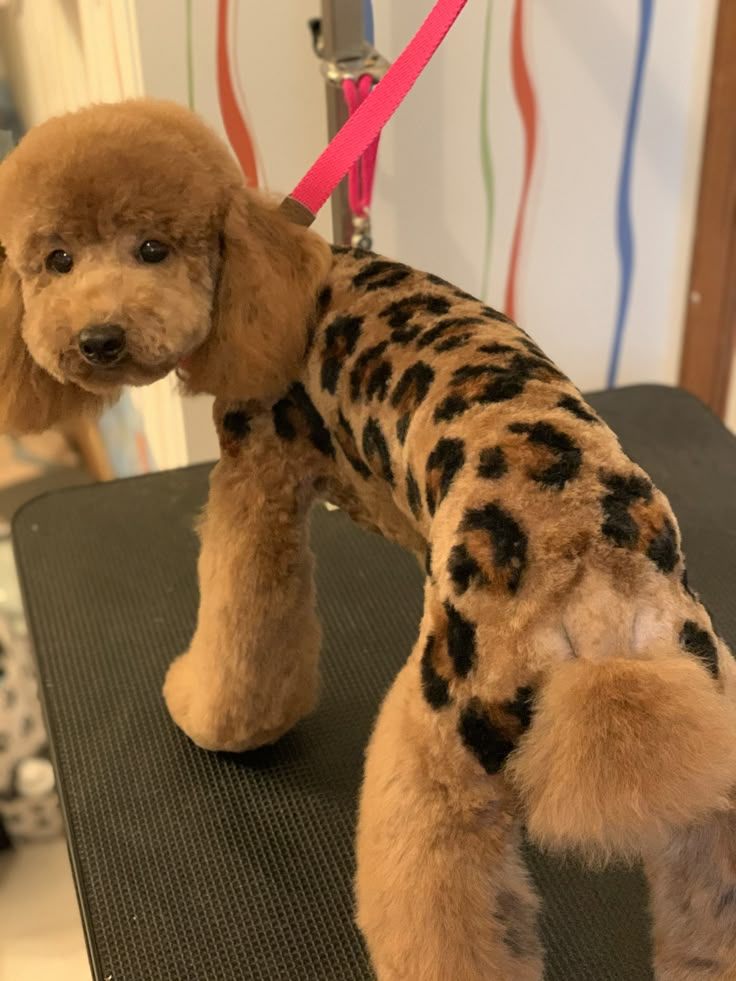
[282,0,468,226]
[342,75,378,218]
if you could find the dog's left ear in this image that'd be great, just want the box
[0,248,106,434]
[183,188,332,403]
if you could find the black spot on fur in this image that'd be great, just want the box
[518,336,555,362]
[444,602,476,677]
[425,545,433,578]
[424,272,478,303]
[396,415,411,444]
[647,517,679,573]
[435,333,473,352]
[508,421,582,490]
[352,259,411,291]
[599,471,653,547]
[425,438,465,516]
[406,466,422,519]
[416,317,485,349]
[477,342,520,357]
[458,699,515,774]
[271,406,293,438]
[391,362,435,408]
[558,394,599,423]
[362,418,394,485]
[461,503,528,594]
[420,636,451,710]
[480,304,515,326]
[452,363,500,383]
[222,409,250,440]
[680,620,719,678]
[503,687,535,731]
[316,284,332,314]
[273,384,335,458]
[447,544,483,595]
[366,361,393,401]
[307,286,333,354]
[390,323,423,345]
[434,393,469,423]
[478,446,507,480]
[336,410,372,479]
[681,568,696,599]
[391,361,435,445]
[321,314,363,394]
[425,273,453,288]
[434,352,560,423]
[379,293,452,329]
[522,348,564,377]
[349,340,391,402]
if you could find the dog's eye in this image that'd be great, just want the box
[46,249,74,274]
[137,240,169,264]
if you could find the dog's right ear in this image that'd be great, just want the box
[181,188,333,403]
[0,249,105,434]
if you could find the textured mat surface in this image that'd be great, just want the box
[0,466,91,522]
[13,384,736,981]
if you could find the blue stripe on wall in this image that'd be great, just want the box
[607,0,654,387]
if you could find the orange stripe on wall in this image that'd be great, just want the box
[504,0,537,320]
[216,0,258,187]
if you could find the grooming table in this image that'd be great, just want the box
[13,385,736,981]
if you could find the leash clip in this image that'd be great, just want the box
[320,47,390,86]
[308,17,389,85]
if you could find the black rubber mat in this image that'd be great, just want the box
[12,384,736,981]
[0,465,91,521]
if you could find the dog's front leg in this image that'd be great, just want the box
[163,429,320,752]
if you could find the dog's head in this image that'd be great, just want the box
[0,99,331,433]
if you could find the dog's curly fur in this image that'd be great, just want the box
[1,100,735,979]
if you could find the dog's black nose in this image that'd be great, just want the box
[78,324,126,366]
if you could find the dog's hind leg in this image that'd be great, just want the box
[356,644,544,981]
[645,802,736,980]
[163,417,321,752]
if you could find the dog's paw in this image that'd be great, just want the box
[162,650,315,753]
[162,652,256,752]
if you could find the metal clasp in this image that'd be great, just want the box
[320,46,390,86]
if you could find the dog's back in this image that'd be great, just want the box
[286,245,736,861]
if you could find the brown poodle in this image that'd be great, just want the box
[1,100,735,980]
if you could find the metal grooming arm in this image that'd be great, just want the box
[309,2,389,247]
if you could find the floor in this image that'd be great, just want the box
[0,432,93,980]
[0,838,92,980]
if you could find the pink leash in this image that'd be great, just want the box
[342,75,378,219]
[282,0,469,226]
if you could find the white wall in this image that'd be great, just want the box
[0,0,143,122]
[370,0,716,390]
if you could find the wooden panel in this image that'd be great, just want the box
[680,0,736,416]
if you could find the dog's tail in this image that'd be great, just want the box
[506,653,736,862]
